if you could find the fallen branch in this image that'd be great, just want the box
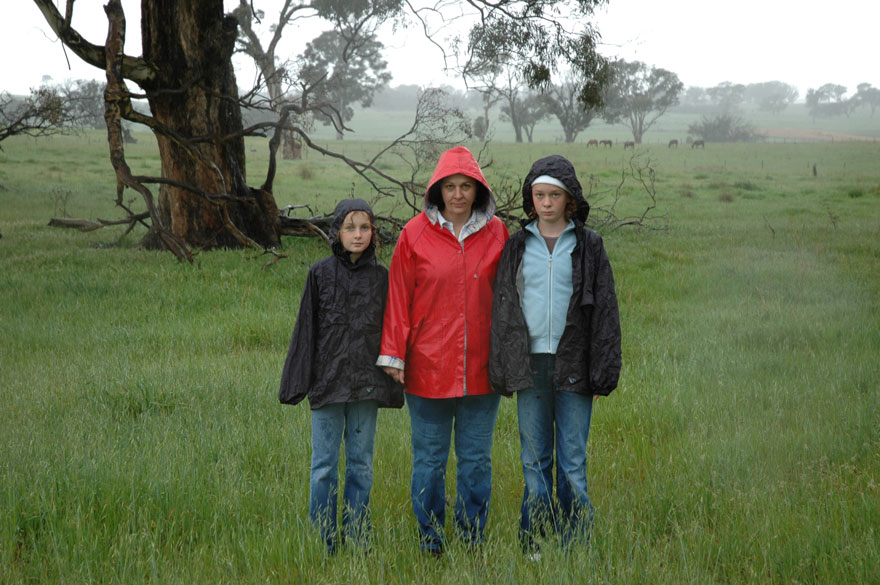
[48,212,149,232]
[261,248,288,270]
[278,215,332,240]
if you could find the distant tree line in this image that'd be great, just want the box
[369,74,879,145]
[804,83,880,119]
[6,72,879,151]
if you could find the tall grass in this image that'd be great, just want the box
[1,133,879,584]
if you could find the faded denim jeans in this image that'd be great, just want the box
[406,392,501,552]
[517,354,594,550]
[309,399,378,553]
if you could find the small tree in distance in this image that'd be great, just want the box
[707,82,746,113]
[299,30,392,140]
[745,81,799,115]
[0,88,74,147]
[542,75,600,143]
[854,83,880,117]
[503,92,549,143]
[602,59,683,144]
[805,83,851,119]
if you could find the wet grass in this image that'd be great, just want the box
[1,133,879,584]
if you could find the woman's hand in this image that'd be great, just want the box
[382,366,405,384]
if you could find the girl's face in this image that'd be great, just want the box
[531,183,570,228]
[339,210,372,261]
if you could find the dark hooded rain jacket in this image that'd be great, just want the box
[279,199,404,409]
[489,155,622,397]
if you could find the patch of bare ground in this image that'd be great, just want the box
[757,128,877,142]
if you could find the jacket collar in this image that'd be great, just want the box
[524,218,576,239]
[425,204,495,241]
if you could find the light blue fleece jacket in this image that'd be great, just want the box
[521,220,576,354]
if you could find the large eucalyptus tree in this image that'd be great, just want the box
[32,0,610,259]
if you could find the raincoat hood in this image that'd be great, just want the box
[425,146,496,216]
[328,198,376,261]
[522,155,590,223]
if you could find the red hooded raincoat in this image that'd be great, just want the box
[380,146,509,398]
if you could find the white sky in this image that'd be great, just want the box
[3,0,877,99]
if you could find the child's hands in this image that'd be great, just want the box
[382,366,405,384]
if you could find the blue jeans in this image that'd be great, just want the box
[517,354,594,549]
[309,400,378,552]
[406,392,501,551]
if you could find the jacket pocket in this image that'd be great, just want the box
[580,289,594,324]
[581,290,594,307]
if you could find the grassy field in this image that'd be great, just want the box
[331,102,880,144]
[1,128,879,584]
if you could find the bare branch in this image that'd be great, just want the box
[48,213,149,232]
[0,88,75,146]
[588,153,667,232]
[32,0,157,84]
[495,152,666,234]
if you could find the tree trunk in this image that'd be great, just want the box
[267,69,301,160]
[511,109,523,143]
[282,129,302,159]
[140,0,279,250]
[506,98,523,142]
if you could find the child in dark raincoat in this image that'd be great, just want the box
[280,198,403,554]
[489,155,621,556]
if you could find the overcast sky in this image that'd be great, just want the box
[3,0,877,99]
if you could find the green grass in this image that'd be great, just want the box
[1,129,879,584]
[339,102,880,144]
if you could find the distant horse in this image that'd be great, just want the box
[599,139,613,147]
[668,139,679,148]
[692,140,705,149]
[587,139,599,147]
[623,141,635,150]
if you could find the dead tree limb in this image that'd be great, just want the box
[588,153,667,232]
[48,213,149,232]
[103,0,192,263]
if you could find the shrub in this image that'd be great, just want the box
[688,113,757,142]
[734,181,759,191]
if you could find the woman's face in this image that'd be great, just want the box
[440,173,477,222]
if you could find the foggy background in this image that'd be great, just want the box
[2,0,877,101]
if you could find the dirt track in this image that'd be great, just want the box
[757,128,876,142]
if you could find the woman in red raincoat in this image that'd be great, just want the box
[378,146,509,555]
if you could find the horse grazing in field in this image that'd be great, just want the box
[668,139,679,148]
[691,140,705,149]
[623,141,635,150]
[599,139,613,147]
[587,139,599,147]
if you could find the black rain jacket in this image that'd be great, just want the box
[489,155,622,396]
[279,199,404,409]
